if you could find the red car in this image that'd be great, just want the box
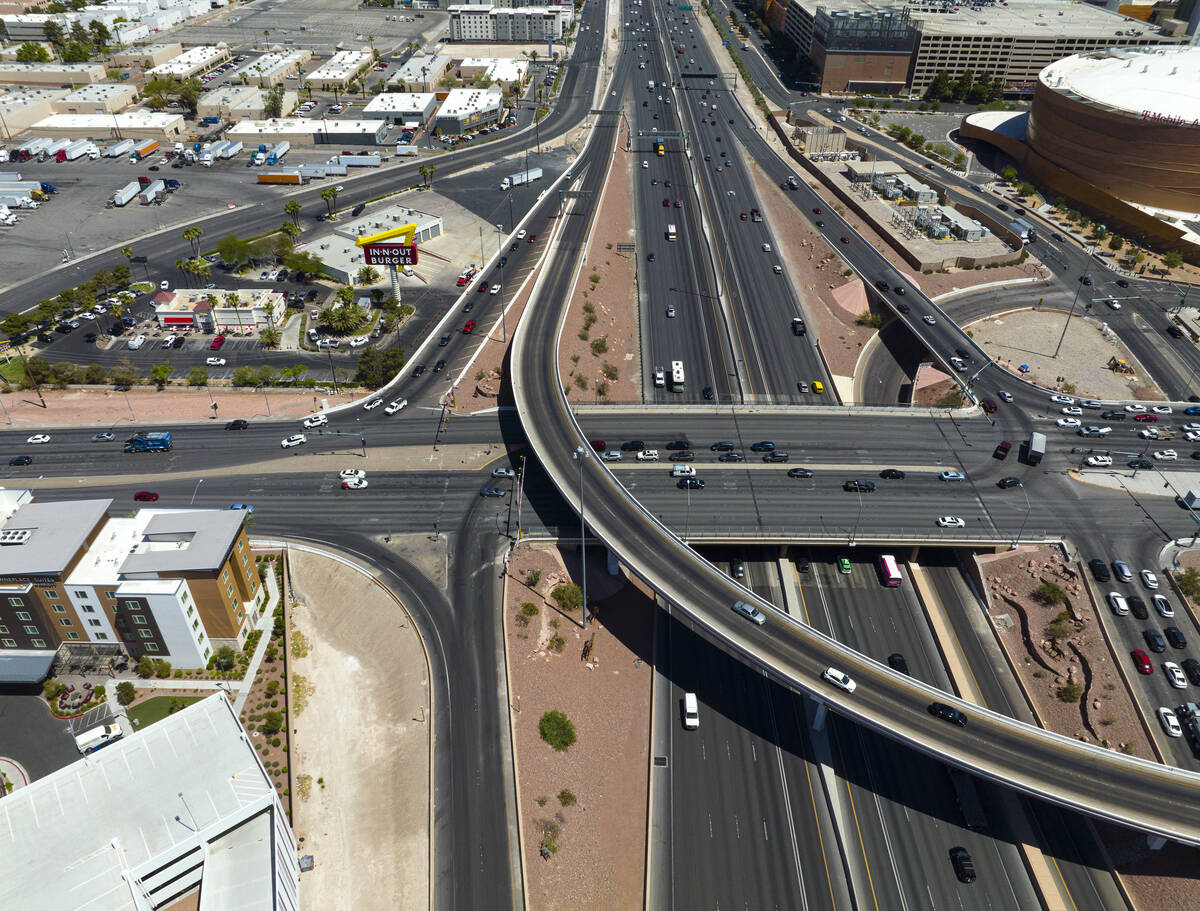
[1133,413,1158,422]
[477,281,488,292]
[463,320,476,334]
[527,234,536,243]
[840,236,850,244]
[1131,649,1154,675]
[813,208,822,215]
[133,491,159,502]
[590,439,606,452]
[663,198,671,207]
[674,199,681,208]
[209,335,225,350]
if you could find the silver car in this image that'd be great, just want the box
[732,600,766,625]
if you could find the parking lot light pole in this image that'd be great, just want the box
[573,445,590,628]
[496,224,508,342]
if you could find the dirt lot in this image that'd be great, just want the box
[288,547,429,911]
[505,541,653,911]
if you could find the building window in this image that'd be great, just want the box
[133,615,147,625]
[22,625,37,635]
[52,604,66,613]
[222,569,230,582]
[237,538,244,552]
[193,619,200,631]
[96,633,108,640]
[73,590,88,598]
[66,631,79,640]
[8,598,23,607]
[15,612,30,621]
[88,619,102,628]
[106,591,117,600]
[31,639,45,648]
[41,589,57,599]
[0,626,7,634]
[82,605,96,613]
[139,629,153,639]
[227,584,234,598]
[1,639,14,647]
[187,604,194,617]
[146,643,159,652]
[58,618,71,627]
[124,601,140,611]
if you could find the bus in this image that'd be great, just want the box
[666,223,677,241]
[878,554,902,587]
[670,360,685,390]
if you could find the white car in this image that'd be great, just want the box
[936,516,965,528]
[342,477,368,490]
[281,434,306,448]
[205,357,226,367]
[1085,455,1113,467]
[1185,431,1200,443]
[998,391,1014,403]
[1105,299,1121,310]
[732,600,766,625]
[761,243,772,253]
[127,334,146,350]
[492,467,516,479]
[1152,405,1173,415]
[772,265,782,274]
[1139,428,1162,440]
[1056,418,1081,428]
[939,470,965,481]
[340,469,366,480]
[1164,662,1187,689]
[26,434,49,444]
[1051,394,1076,405]
[349,336,369,348]
[516,229,527,239]
[78,311,95,321]
[1141,569,1160,589]
[384,399,408,415]
[666,304,676,318]
[1080,399,1102,408]
[822,667,856,693]
[1107,591,1128,615]
[1153,450,1178,461]
[1153,594,1174,618]
[923,315,936,325]
[490,285,501,295]
[363,399,383,410]
[1060,406,1082,416]
[303,414,328,429]
[1125,404,1147,413]
[636,449,660,462]
[642,160,648,168]
[1158,707,1183,738]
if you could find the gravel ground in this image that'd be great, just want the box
[967,308,1164,401]
[505,541,652,911]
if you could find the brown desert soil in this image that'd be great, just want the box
[505,541,653,911]
[977,546,1152,758]
[1094,819,1200,911]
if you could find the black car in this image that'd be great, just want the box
[997,476,1021,489]
[787,467,814,479]
[438,334,450,347]
[665,439,692,450]
[171,335,185,349]
[1116,278,1129,288]
[843,479,876,492]
[897,302,910,314]
[1182,658,1200,686]
[55,323,73,334]
[647,252,656,262]
[8,455,31,466]
[763,451,789,463]
[874,279,890,292]
[677,477,705,489]
[894,286,906,295]
[1100,410,1127,420]
[750,440,775,452]
[1080,275,1092,286]
[37,332,54,343]
[702,385,714,400]
[929,701,967,726]
[718,451,745,463]
[1144,628,1167,653]
[412,364,426,377]
[1165,626,1187,649]
[950,847,976,884]
[710,441,735,451]
[433,359,447,372]
[887,653,910,675]
[1168,326,1185,339]
[224,419,249,431]
[1127,595,1148,619]
[880,469,905,480]
[1089,559,1112,582]
[621,440,645,451]
[997,203,1009,211]
[351,203,366,217]
[673,450,695,461]
[463,301,474,313]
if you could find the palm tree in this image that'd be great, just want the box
[182,225,202,260]
[121,245,134,263]
[355,265,380,286]
[320,187,337,218]
[224,291,245,333]
[417,164,429,186]
[174,258,188,287]
[284,199,301,229]
[425,164,436,188]
[280,221,300,243]
[303,80,313,100]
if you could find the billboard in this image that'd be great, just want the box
[362,243,419,267]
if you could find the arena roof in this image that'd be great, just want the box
[1041,45,1200,125]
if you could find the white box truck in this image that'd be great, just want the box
[112,180,140,207]
[138,179,165,204]
[75,723,122,754]
[220,140,243,159]
[500,167,543,190]
[107,139,135,158]
[61,139,91,161]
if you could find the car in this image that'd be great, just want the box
[517,229,527,239]
[1056,418,1081,428]
[1106,299,1121,310]
[26,434,49,444]
[980,398,998,414]
[718,451,745,462]
[1164,662,1187,688]
[990,441,1012,461]
[1116,278,1130,288]
[1159,707,1184,738]
[527,234,537,243]
[281,434,306,448]
[950,846,976,884]
[1085,455,1113,467]
[1051,395,1076,405]
[937,516,965,528]
[411,364,426,377]
[1153,594,1175,618]
[840,236,850,244]
[1165,626,1187,649]
[1131,649,1154,674]
[1141,569,1159,589]
[702,386,714,400]
[763,451,789,463]
[1080,276,1092,286]
[939,470,965,482]
[462,321,476,334]
[1089,559,1111,582]
[1144,628,1167,653]
[1128,596,1149,620]
[622,440,647,452]
[710,441,735,452]
[171,335,185,349]
[490,285,501,296]
[822,668,856,693]
[928,702,967,726]
[363,399,383,411]
[303,414,328,429]
[787,467,814,479]
[1182,658,1200,685]
[209,335,225,350]
[433,359,447,372]
[1125,404,1147,413]
[1078,426,1111,438]
[997,476,1021,489]
[8,455,31,466]
[761,243,772,253]
[384,399,408,415]
[1153,450,1178,461]
[923,315,936,325]
[225,419,248,431]
[477,281,488,293]
[339,469,366,481]
[732,600,767,625]
[228,504,254,514]
[1101,410,1127,420]
[480,487,506,497]
[843,479,876,492]
[1061,406,1083,416]
[636,450,660,462]
[206,357,226,367]
[750,441,775,452]
[773,265,782,274]
[133,491,159,502]
[342,478,368,490]
[1153,405,1174,415]
[438,334,451,347]
[677,477,705,490]
[1134,413,1158,423]
[880,469,905,480]
[91,431,115,442]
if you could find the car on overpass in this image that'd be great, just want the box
[732,600,766,625]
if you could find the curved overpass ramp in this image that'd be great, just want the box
[510,74,1200,845]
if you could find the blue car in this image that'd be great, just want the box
[228,503,255,514]
[1187,406,1200,416]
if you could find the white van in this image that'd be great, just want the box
[682,692,699,729]
[653,365,665,387]
[671,464,695,477]
[75,723,122,754]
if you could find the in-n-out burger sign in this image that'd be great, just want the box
[1141,110,1200,127]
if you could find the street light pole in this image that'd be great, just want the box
[1012,486,1032,549]
[573,445,590,628]
[190,478,204,505]
[1054,244,1096,358]
[496,224,508,342]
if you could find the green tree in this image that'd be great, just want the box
[1108,235,1125,252]
[320,186,338,218]
[551,583,582,614]
[320,301,367,334]
[538,710,576,751]
[263,84,286,119]
[186,366,209,386]
[116,681,137,705]
[88,19,111,47]
[84,363,108,384]
[176,77,203,113]
[1178,568,1200,601]
[284,199,302,229]
[302,80,313,100]
[355,265,381,286]
[231,365,258,386]
[279,220,300,243]
[1000,165,1018,184]
[15,42,51,63]
[261,710,284,734]
[1163,251,1184,270]
[148,362,173,388]
[42,20,65,47]
[136,655,154,677]
[182,225,203,260]
[61,42,92,63]
[1035,581,1067,605]
[216,233,254,270]
[355,347,407,387]
[213,645,237,671]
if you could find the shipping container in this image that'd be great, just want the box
[43,139,71,158]
[267,140,290,165]
[129,139,159,161]
[257,170,304,184]
[107,139,136,158]
[138,179,165,204]
[61,139,91,161]
[336,153,381,168]
[220,140,243,159]
[0,171,21,181]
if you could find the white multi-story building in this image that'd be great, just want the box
[448,5,571,41]
[433,86,503,133]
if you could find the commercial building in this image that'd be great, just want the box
[306,49,373,89]
[457,55,529,89]
[227,117,389,146]
[0,695,299,911]
[153,287,287,332]
[432,86,503,133]
[782,0,1188,95]
[30,111,185,139]
[50,82,138,115]
[147,44,231,78]
[196,84,259,120]
[111,41,183,67]
[238,49,313,87]
[363,91,438,124]
[0,87,68,138]
[0,61,107,85]
[388,52,450,91]
[448,5,571,42]
[315,203,444,283]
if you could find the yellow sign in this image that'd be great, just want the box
[355,222,419,247]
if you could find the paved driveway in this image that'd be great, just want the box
[0,693,84,781]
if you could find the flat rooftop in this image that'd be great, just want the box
[33,112,183,129]
[228,118,386,137]
[438,87,502,117]
[118,508,244,575]
[0,498,111,577]
[1041,45,1200,123]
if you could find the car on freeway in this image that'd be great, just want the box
[1085,456,1113,467]
[1089,559,1111,582]
[1127,403,1148,412]
[939,470,965,481]
[1128,596,1149,619]
[412,364,426,377]
[1165,626,1187,649]
[1188,406,1200,416]
[763,451,789,463]
[1051,395,1076,405]
[665,439,692,450]
[880,469,905,479]
[26,434,50,444]
[601,451,621,462]
[281,434,306,448]
[997,476,1022,489]
[133,491,159,502]
[433,359,447,372]
[1129,459,1154,468]
[702,386,715,400]
[480,487,506,497]
[822,668,856,693]
[1078,426,1111,437]
[363,399,383,411]
[710,441,735,451]
[1182,658,1200,685]
[1056,418,1081,428]
[477,281,488,293]
[1159,707,1183,738]
[1141,569,1159,589]
[8,455,31,466]
[923,315,936,325]
[1113,560,1133,581]
[732,600,767,625]
[928,702,967,726]
[622,440,646,451]
[490,285,501,296]
[303,414,328,429]
[1134,413,1159,423]
[384,399,408,415]
[718,451,745,463]
[1153,594,1175,617]
[636,450,660,462]
[1131,649,1154,674]
[937,516,965,528]
[1061,406,1083,416]
[677,477,705,489]
[91,431,115,442]
[206,357,226,367]
[1164,662,1187,688]
[949,847,976,884]
[1143,628,1167,653]
[492,467,516,479]
[843,479,876,492]
[750,441,775,452]
[342,478,368,490]
[787,467,814,479]
[1153,450,1178,461]
[1153,405,1173,415]
[340,469,366,481]
[225,419,248,431]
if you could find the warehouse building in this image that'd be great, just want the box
[50,82,138,115]
[0,87,67,138]
[387,52,450,91]
[432,86,503,133]
[306,49,373,89]
[30,111,185,139]
[227,117,388,146]
[237,49,312,87]
[196,84,296,120]
[147,44,231,78]
[363,91,438,124]
[315,203,444,283]
[0,696,299,911]
[0,61,106,85]
[111,41,183,67]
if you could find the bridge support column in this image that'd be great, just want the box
[812,699,828,732]
[1147,835,1167,851]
